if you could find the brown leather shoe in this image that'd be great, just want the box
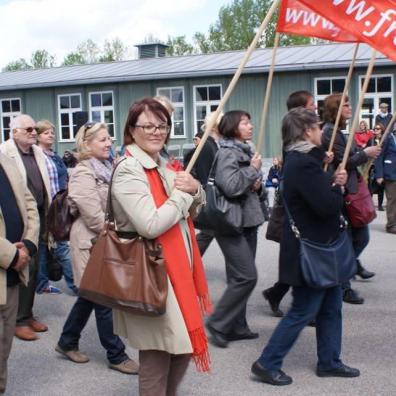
[15,326,39,341]
[55,345,90,363]
[28,318,48,332]
[109,358,139,375]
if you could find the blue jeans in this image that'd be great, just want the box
[257,285,343,371]
[36,241,76,293]
[342,225,370,291]
[58,296,128,364]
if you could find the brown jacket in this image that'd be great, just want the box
[0,153,39,304]
[68,160,108,287]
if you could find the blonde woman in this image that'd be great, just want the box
[55,122,138,374]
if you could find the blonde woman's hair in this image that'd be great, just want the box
[153,95,175,115]
[75,122,108,160]
[36,120,55,135]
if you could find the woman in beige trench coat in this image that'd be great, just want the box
[112,97,211,396]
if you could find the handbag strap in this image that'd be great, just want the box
[105,157,127,225]
[206,153,219,185]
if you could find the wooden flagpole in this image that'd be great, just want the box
[185,0,281,173]
[324,43,359,171]
[362,110,396,181]
[340,49,377,170]
[256,32,281,154]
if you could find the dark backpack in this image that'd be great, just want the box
[47,189,75,241]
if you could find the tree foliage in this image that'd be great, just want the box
[166,36,194,56]
[30,49,56,69]
[190,0,311,53]
[3,58,32,72]
[99,38,128,62]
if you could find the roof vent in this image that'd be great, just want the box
[135,42,169,59]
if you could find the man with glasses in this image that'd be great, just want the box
[0,114,51,341]
[375,102,393,130]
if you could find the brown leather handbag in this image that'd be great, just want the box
[79,159,168,316]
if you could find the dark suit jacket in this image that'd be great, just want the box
[184,136,218,185]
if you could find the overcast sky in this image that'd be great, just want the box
[0,0,228,68]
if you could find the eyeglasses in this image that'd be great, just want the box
[134,124,170,135]
[16,127,37,134]
[374,127,382,130]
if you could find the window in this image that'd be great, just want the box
[193,85,222,135]
[156,87,185,138]
[359,75,393,128]
[58,94,82,141]
[1,98,21,142]
[314,77,346,121]
[89,91,115,138]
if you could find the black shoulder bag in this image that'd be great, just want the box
[283,196,356,289]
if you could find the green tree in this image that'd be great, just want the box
[98,38,127,62]
[3,58,32,72]
[76,39,100,64]
[30,49,56,69]
[166,36,194,56]
[192,0,311,53]
[62,51,87,66]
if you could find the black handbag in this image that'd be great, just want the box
[283,198,356,289]
[194,156,243,235]
[265,189,284,243]
[47,246,63,282]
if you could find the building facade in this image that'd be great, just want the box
[0,42,394,157]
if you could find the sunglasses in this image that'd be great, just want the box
[83,121,96,131]
[17,127,37,134]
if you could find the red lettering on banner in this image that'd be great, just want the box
[277,0,358,42]
[298,0,396,61]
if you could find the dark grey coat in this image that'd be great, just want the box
[214,139,264,228]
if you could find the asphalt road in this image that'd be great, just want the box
[6,210,396,395]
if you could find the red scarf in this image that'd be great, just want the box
[126,151,212,371]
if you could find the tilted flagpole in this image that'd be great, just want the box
[256,32,281,154]
[185,0,281,173]
[324,43,359,171]
[340,49,377,170]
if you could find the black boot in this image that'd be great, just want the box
[356,260,375,280]
[262,289,284,317]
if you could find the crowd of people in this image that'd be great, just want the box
[0,89,394,394]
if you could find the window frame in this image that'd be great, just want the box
[57,93,82,142]
[193,84,222,136]
[358,74,393,128]
[156,86,186,139]
[314,76,347,118]
[88,90,116,139]
[0,97,22,142]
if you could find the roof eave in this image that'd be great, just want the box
[0,59,393,91]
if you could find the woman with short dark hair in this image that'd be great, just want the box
[206,110,265,348]
[252,107,358,386]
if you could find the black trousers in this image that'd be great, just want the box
[209,227,258,334]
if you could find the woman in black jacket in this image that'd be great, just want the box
[251,108,359,386]
[321,94,380,304]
